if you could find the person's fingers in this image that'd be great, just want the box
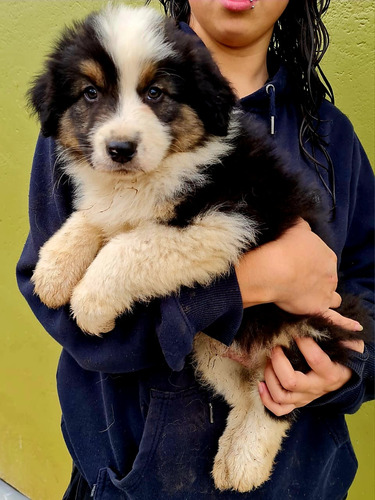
[293,337,333,376]
[260,338,357,415]
[264,358,294,404]
[266,348,321,402]
[340,339,365,353]
[258,381,296,416]
[294,337,353,390]
[269,346,306,393]
[322,309,363,331]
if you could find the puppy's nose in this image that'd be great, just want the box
[107,141,137,163]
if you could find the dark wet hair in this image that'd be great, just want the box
[146,0,336,210]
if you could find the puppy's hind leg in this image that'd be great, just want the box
[212,383,290,492]
[32,211,103,308]
[194,334,290,492]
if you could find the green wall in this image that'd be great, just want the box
[323,4,375,500]
[0,1,373,499]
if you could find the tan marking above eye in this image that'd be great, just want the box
[137,61,158,93]
[137,62,178,97]
[79,59,106,88]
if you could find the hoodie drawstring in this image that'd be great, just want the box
[266,83,276,136]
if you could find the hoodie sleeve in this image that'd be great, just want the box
[16,135,244,374]
[309,126,375,413]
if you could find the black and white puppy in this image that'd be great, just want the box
[29,5,369,492]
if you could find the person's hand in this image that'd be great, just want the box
[258,337,365,416]
[235,218,362,331]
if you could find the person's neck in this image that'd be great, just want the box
[210,44,269,98]
[190,24,270,99]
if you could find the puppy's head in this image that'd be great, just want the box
[29,5,236,176]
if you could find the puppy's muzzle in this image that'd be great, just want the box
[107,140,137,164]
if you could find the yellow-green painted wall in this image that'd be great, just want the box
[0,1,373,499]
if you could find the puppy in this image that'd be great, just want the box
[29,5,370,492]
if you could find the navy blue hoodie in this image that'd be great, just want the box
[17,25,374,500]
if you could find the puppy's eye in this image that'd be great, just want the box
[146,86,163,102]
[83,86,99,102]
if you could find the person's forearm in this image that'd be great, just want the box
[235,219,361,331]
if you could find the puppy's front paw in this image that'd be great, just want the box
[70,283,118,335]
[70,274,135,335]
[32,257,78,308]
[74,311,115,336]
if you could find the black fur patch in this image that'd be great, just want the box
[163,19,237,136]
[29,15,119,137]
[168,115,322,240]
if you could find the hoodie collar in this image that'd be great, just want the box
[239,65,290,111]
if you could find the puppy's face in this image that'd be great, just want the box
[30,6,235,177]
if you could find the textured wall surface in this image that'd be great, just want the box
[320,4,375,499]
[0,1,373,499]
[323,1,375,162]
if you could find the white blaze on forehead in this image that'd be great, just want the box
[95,5,175,91]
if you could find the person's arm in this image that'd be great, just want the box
[235,219,360,329]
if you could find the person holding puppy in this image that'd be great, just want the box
[17,0,374,498]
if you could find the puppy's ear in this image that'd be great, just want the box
[165,19,237,136]
[166,24,237,136]
[27,21,84,137]
[28,70,60,137]
[187,48,237,136]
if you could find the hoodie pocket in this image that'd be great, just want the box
[93,386,226,499]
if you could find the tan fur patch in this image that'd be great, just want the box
[58,112,81,152]
[153,200,176,222]
[138,61,157,93]
[32,211,103,309]
[79,59,106,88]
[169,105,205,153]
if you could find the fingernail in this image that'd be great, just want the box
[354,322,363,332]
[258,382,264,395]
